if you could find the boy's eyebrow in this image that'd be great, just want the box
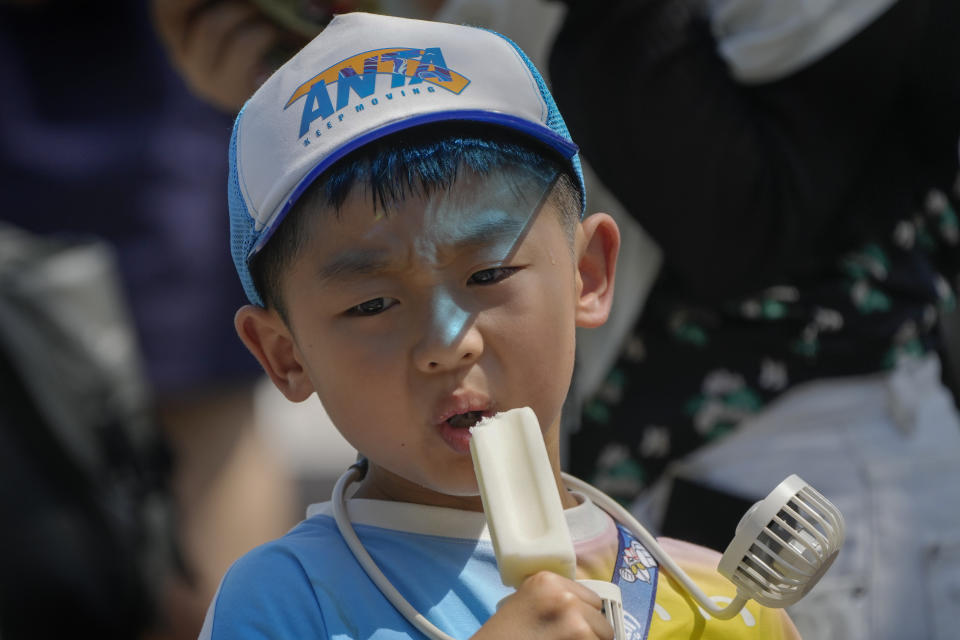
[316,248,393,283]
[317,214,533,282]
[447,215,528,254]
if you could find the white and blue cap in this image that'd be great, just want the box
[229,11,586,306]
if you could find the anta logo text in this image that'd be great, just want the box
[286,47,470,138]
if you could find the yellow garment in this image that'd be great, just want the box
[649,538,801,639]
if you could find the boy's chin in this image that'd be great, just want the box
[420,474,480,498]
[353,463,481,506]
[437,484,481,498]
[415,463,482,497]
[417,476,485,508]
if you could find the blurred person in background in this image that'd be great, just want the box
[0,221,182,639]
[0,1,300,637]
[548,0,960,638]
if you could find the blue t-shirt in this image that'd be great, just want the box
[200,495,799,639]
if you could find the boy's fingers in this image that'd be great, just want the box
[565,578,614,640]
[521,571,605,610]
[578,601,616,640]
[567,577,604,610]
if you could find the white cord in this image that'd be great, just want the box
[332,465,457,640]
[331,465,748,640]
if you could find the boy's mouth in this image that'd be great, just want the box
[437,409,492,454]
[446,411,486,429]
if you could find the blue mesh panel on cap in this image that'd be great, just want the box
[227,107,265,306]
[486,29,586,217]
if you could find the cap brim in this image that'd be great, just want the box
[248,109,578,257]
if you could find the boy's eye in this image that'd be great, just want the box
[468,267,518,285]
[346,297,395,316]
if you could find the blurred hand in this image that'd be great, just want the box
[472,571,614,640]
[152,0,281,112]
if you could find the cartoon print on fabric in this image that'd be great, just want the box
[683,369,764,440]
[611,527,658,640]
[619,539,656,584]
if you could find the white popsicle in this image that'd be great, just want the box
[469,407,576,587]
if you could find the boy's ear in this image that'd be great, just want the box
[234,305,315,402]
[575,212,620,328]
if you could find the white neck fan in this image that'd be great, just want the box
[716,474,846,608]
[565,472,845,620]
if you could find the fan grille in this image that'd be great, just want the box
[721,480,845,607]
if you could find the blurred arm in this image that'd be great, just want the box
[151,0,280,111]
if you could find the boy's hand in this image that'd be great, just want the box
[473,571,614,640]
[151,0,280,112]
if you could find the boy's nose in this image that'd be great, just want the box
[413,291,483,372]
[414,331,482,372]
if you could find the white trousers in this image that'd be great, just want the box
[633,355,960,640]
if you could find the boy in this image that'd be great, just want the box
[202,12,801,639]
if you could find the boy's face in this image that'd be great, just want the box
[238,169,618,509]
